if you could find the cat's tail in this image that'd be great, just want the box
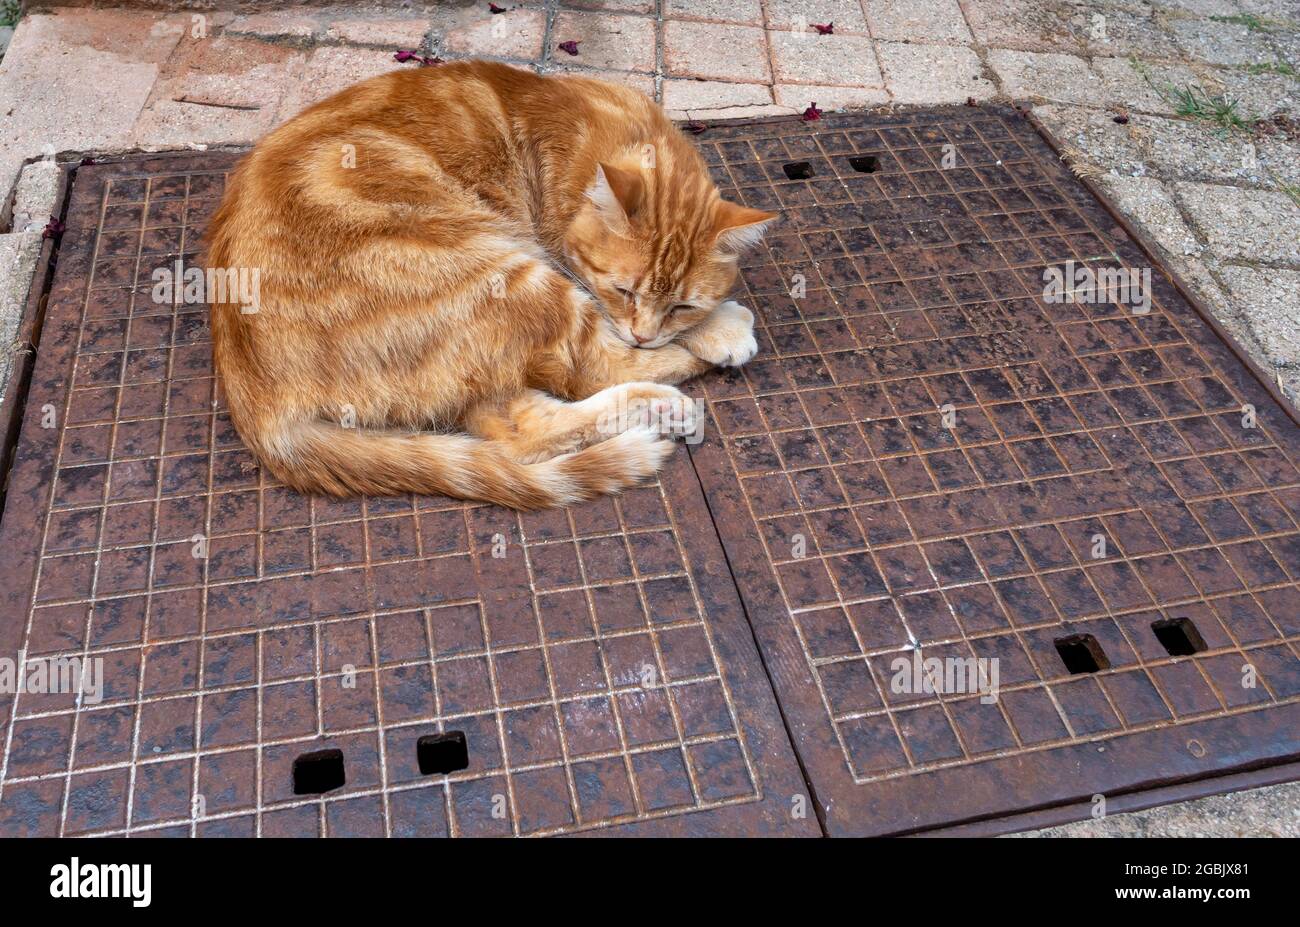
[257,419,676,509]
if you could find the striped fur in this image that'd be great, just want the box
[206,61,775,508]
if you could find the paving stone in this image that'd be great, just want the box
[772,83,890,110]
[664,0,765,24]
[1217,264,1300,366]
[134,35,305,148]
[0,10,184,202]
[0,195,44,404]
[444,8,547,62]
[1138,113,1272,183]
[226,9,319,41]
[1090,55,1197,112]
[1265,28,1300,68]
[1258,136,1300,187]
[1094,174,1203,255]
[1175,180,1300,262]
[552,11,656,72]
[864,0,973,45]
[1205,64,1300,117]
[277,46,398,121]
[1078,6,1180,59]
[662,78,783,118]
[769,30,882,86]
[878,42,997,104]
[9,158,60,234]
[664,20,771,82]
[1019,781,1300,837]
[324,16,431,48]
[1033,102,1153,175]
[762,0,871,35]
[988,48,1108,104]
[1169,17,1285,66]
[542,64,656,97]
[565,0,657,12]
[1152,0,1247,15]
[1234,0,1300,20]
[959,0,1087,53]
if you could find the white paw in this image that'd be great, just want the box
[682,300,758,367]
[590,383,701,441]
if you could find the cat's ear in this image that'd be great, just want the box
[711,201,778,254]
[586,163,644,229]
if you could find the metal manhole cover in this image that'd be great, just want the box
[2,106,1298,838]
[0,153,812,836]
[687,108,1300,835]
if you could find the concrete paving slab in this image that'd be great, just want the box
[762,0,871,36]
[1033,102,1154,175]
[0,10,184,206]
[769,30,883,87]
[1094,173,1204,255]
[664,0,765,25]
[1138,113,1271,184]
[877,41,997,103]
[958,0,1087,53]
[664,20,770,82]
[1217,265,1300,367]
[548,10,657,73]
[1175,179,1300,262]
[865,0,974,46]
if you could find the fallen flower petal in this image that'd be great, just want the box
[489,2,507,12]
[42,218,65,239]
[802,102,822,121]
[394,49,421,62]
[684,120,708,135]
[420,55,444,66]
[558,40,580,55]
[812,22,833,35]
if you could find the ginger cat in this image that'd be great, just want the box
[206,61,775,508]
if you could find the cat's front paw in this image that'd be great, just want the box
[681,301,758,368]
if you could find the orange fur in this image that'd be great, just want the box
[206,61,775,508]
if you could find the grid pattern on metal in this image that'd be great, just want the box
[0,154,811,838]
[686,108,1300,834]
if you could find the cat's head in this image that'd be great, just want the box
[563,155,777,349]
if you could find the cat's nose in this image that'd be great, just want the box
[632,330,651,344]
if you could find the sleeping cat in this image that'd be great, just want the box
[206,60,775,508]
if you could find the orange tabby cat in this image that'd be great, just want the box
[206,60,775,508]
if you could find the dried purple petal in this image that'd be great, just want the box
[42,218,65,240]
[489,2,507,12]
[802,102,822,121]
[684,120,707,135]
[1113,113,1129,124]
[558,40,580,56]
[420,55,444,66]
[394,49,421,62]
[812,22,833,35]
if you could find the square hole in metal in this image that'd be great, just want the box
[783,161,814,179]
[293,749,346,795]
[848,155,880,173]
[417,732,469,775]
[1054,634,1110,674]
[1152,617,1207,657]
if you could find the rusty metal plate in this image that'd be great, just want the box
[688,108,1300,835]
[0,153,814,837]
